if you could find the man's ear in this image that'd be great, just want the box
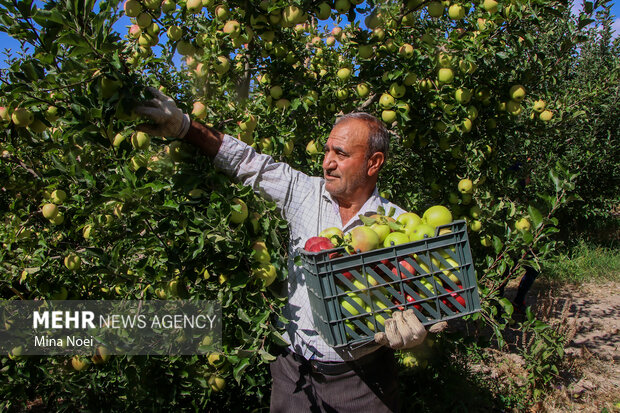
[367,152,385,177]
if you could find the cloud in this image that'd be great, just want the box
[612,18,620,38]
[570,0,583,16]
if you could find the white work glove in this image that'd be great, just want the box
[374,309,448,350]
[134,87,191,139]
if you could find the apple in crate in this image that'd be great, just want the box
[304,237,335,252]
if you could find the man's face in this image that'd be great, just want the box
[322,119,374,199]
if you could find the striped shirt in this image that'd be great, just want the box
[214,134,405,361]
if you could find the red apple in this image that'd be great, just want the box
[304,236,334,252]
[391,258,416,280]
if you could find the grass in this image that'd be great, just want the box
[542,240,620,283]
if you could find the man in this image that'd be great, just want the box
[135,88,446,412]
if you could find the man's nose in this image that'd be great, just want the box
[323,152,336,169]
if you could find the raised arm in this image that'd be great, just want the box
[134,87,224,158]
[134,87,314,222]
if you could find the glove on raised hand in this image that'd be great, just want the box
[374,309,448,350]
[134,87,191,139]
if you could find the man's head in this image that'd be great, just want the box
[323,113,390,201]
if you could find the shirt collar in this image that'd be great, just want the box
[321,184,381,231]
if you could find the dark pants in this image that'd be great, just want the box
[514,266,539,307]
[270,347,400,413]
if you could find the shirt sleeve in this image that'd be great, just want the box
[213,134,315,222]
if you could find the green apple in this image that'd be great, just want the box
[251,241,271,264]
[403,73,417,86]
[438,68,454,84]
[209,375,226,392]
[230,198,248,224]
[100,77,121,99]
[11,108,34,127]
[370,221,391,243]
[82,224,93,239]
[334,0,351,13]
[356,83,370,98]
[214,56,230,75]
[161,0,176,13]
[539,110,553,121]
[346,225,380,253]
[223,20,241,38]
[188,188,204,198]
[455,88,472,104]
[458,179,473,194]
[252,264,277,286]
[427,1,444,17]
[379,93,395,109]
[0,106,10,123]
[381,110,396,123]
[532,99,546,113]
[423,205,453,228]
[130,154,148,170]
[192,102,207,119]
[383,231,409,247]
[176,41,196,56]
[72,356,89,371]
[124,0,142,17]
[306,139,320,155]
[448,4,465,19]
[440,258,460,284]
[509,84,526,102]
[482,0,498,13]
[515,217,531,232]
[51,189,67,204]
[470,205,482,219]
[399,44,414,58]
[480,235,492,247]
[28,118,47,133]
[340,293,364,316]
[41,203,58,219]
[408,224,435,241]
[316,2,331,20]
[389,83,406,98]
[167,25,182,41]
[269,85,283,99]
[469,220,482,232]
[335,89,349,101]
[336,67,351,81]
[64,253,81,271]
[397,212,422,230]
[131,131,150,150]
[50,286,69,300]
[319,227,344,244]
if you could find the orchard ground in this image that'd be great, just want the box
[480,278,619,412]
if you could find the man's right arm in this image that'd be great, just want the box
[134,88,314,222]
[183,120,225,159]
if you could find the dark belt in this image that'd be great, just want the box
[283,347,389,376]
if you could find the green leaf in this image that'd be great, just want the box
[549,169,561,192]
[32,8,65,26]
[237,308,252,323]
[499,298,514,317]
[269,330,289,347]
[528,205,543,229]
[233,358,250,384]
[259,349,276,362]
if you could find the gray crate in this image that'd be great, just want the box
[299,220,481,348]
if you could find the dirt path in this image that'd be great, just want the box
[510,280,620,412]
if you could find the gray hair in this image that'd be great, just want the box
[335,112,390,160]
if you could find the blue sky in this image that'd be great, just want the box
[0,1,619,70]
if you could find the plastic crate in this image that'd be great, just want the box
[299,220,481,348]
